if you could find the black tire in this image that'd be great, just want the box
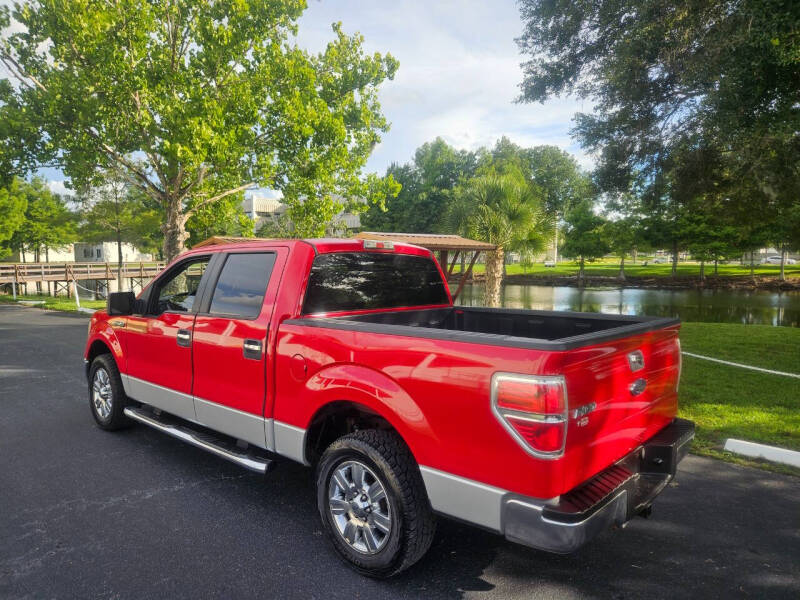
[88,354,131,431]
[315,429,436,577]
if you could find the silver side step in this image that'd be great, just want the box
[123,406,275,474]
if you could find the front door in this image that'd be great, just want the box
[191,250,282,448]
[124,255,212,421]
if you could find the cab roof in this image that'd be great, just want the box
[185,236,433,258]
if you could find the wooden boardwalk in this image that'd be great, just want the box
[0,262,165,292]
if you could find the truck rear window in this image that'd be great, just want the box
[302,252,450,314]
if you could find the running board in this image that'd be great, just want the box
[123,406,275,474]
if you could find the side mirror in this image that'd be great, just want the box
[107,291,136,316]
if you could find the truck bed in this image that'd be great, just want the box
[292,306,680,351]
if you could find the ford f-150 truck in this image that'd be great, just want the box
[84,238,694,577]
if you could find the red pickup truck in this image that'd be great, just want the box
[84,238,694,576]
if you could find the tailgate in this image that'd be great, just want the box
[557,324,682,493]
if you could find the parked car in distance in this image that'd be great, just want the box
[85,238,693,577]
[543,260,556,268]
[761,255,797,265]
[652,257,669,264]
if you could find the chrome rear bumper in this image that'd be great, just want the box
[501,418,695,553]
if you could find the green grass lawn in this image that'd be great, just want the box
[462,259,800,279]
[678,322,800,473]
[0,293,105,313]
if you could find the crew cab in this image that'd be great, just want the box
[84,238,694,577]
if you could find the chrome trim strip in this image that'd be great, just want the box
[123,407,272,474]
[126,375,196,422]
[419,466,512,532]
[273,421,308,465]
[193,397,269,449]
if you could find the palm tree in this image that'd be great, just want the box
[447,174,553,307]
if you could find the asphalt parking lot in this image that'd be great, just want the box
[1,304,798,599]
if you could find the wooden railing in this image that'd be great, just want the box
[0,262,166,284]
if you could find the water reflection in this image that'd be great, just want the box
[456,284,800,327]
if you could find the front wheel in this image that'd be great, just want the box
[316,430,436,577]
[88,354,131,430]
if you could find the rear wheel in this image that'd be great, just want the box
[316,429,436,577]
[88,354,131,430]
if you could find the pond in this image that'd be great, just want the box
[455,284,800,327]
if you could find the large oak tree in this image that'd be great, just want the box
[1,0,399,260]
[517,0,800,274]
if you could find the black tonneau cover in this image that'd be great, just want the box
[287,307,680,351]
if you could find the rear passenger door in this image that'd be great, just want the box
[191,250,285,449]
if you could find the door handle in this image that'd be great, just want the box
[176,329,192,347]
[243,339,262,360]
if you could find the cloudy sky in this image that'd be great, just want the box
[298,0,590,174]
[7,0,590,194]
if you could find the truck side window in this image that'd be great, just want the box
[153,257,210,315]
[208,253,276,319]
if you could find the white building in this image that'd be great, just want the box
[5,245,75,263]
[242,192,287,225]
[241,191,364,232]
[4,242,153,264]
[73,242,153,263]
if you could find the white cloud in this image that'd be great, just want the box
[297,0,591,172]
[47,179,73,197]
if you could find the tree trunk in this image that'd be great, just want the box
[163,196,189,262]
[618,254,626,281]
[699,259,705,284]
[483,248,504,308]
[45,246,51,296]
[750,251,755,277]
[632,247,637,264]
[780,245,786,282]
[553,226,559,263]
[714,258,718,276]
[117,232,124,292]
[34,247,41,294]
[671,240,678,277]
[578,256,585,285]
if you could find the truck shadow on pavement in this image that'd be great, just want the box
[104,424,798,600]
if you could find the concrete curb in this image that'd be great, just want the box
[723,439,800,468]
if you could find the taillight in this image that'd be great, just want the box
[491,373,568,459]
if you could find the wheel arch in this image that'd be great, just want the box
[292,363,438,467]
[84,329,124,379]
[304,399,409,465]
